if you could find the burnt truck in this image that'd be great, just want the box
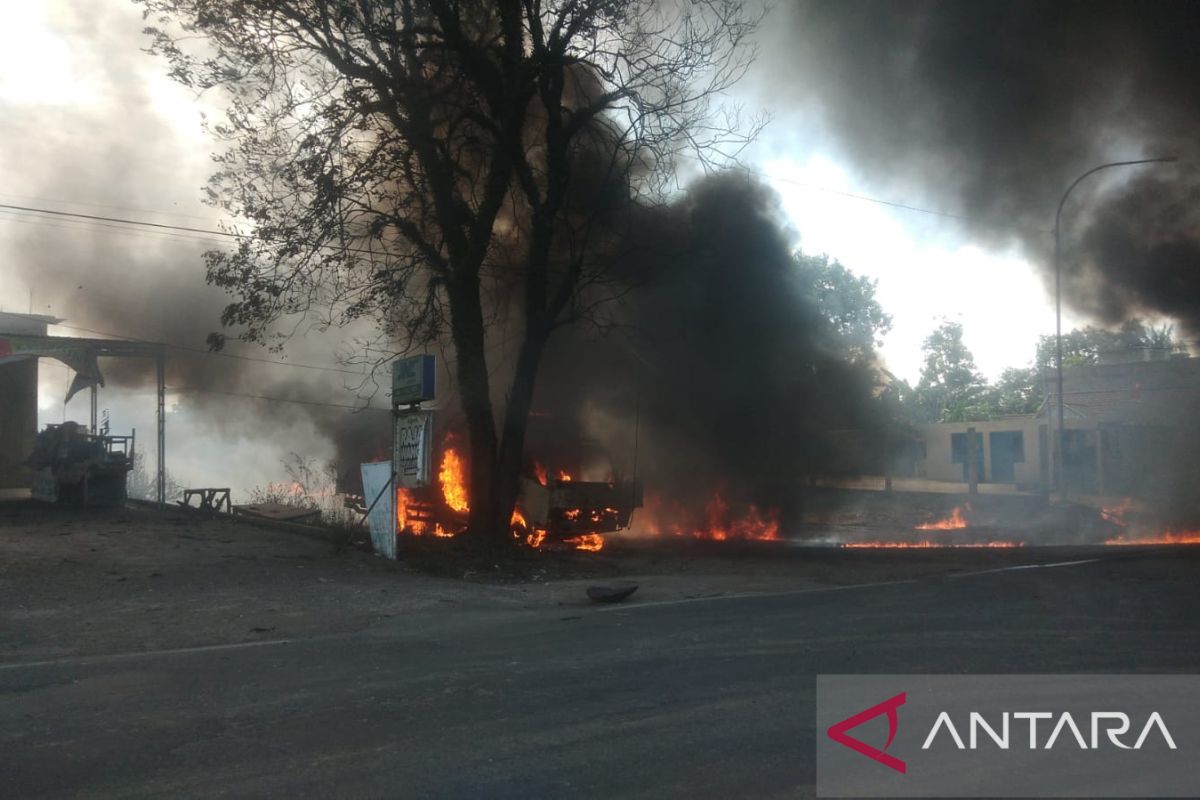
[26,421,134,507]
[513,424,643,540]
[389,431,642,542]
[517,473,642,537]
[395,466,641,542]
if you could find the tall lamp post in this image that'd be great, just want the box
[1053,156,1177,499]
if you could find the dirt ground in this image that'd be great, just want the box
[0,499,1102,662]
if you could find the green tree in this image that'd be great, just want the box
[139,1,762,549]
[796,253,891,363]
[979,366,1044,416]
[974,319,1185,420]
[1035,320,1184,372]
[910,321,986,422]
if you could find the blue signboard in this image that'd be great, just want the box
[391,354,435,405]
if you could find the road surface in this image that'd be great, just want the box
[2,548,1197,798]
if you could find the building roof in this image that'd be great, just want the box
[0,311,64,335]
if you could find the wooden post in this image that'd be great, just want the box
[89,384,98,434]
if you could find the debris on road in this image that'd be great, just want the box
[587,584,639,603]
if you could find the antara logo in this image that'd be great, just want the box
[827,694,1178,775]
[827,691,908,774]
[921,711,1177,750]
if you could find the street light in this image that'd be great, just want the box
[1053,156,1178,500]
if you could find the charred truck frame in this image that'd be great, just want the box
[388,355,642,545]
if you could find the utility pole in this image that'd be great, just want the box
[1053,157,1176,500]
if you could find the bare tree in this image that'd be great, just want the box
[139,0,763,549]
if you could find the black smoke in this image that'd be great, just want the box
[528,174,887,513]
[757,0,1200,337]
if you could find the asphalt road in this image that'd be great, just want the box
[2,548,1197,798]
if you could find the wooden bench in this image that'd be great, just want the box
[179,488,232,513]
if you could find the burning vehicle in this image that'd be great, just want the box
[516,467,642,544]
[394,435,641,552]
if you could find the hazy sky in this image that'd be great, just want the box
[0,1,1113,488]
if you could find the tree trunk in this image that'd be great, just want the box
[492,330,549,540]
[447,276,500,550]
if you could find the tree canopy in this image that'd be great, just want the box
[896,319,1188,424]
[1035,320,1184,372]
[796,253,891,364]
[903,320,986,423]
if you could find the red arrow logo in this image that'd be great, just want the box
[826,691,907,774]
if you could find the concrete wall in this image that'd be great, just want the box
[1041,356,1200,495]
[0,313,55,489]
[916,417,1042,489]
[0,359,38,488]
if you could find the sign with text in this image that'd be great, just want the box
[393,410,433,489]
[391,354,435,405]
[359,461,396,560]
[817,675,1200,797]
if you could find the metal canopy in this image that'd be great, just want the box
[0,332,168,505]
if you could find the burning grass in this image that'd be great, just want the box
[638,491,780,542]
[1094,497,1200,545]
[914,504,970,531]
[1105,530,1200,546]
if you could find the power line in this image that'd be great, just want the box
[0,202,239,240]
[171,385,389,411]
[0,191,218,223]
[0,209,228,248]
[679,153,1052,234]
[0,201,396,258]
[1,159,1048,254]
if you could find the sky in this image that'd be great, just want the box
[0,1,1115,490]
[755,151,1061,381]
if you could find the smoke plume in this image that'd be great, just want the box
[530,174,886,512]
[758,0,1200,336]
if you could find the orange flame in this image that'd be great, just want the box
[565,533,605,552]
[396,488,411,532]
[703,493,780,541]
[557,470,573,483]
[1105,529,1200,546]
[1100,498,1133,527]
[641,491,780,542]
[389,438,609,552]
[915,504,969,530]
[533,461,548,486]
[439,447,469,513]
[396,487,450,536]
